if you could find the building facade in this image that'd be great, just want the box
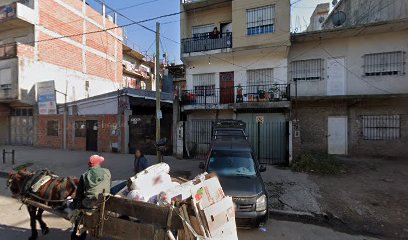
[290,0,408,159]
[122,44,154,91]
[0,0,123,145]
[178,0,292,164]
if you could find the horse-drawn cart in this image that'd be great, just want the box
[17,171,238,240]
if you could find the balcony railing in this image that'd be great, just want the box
[0,43,17,60]
[181,32,232,54]
[181,0,204,3]
[180,83,290,106]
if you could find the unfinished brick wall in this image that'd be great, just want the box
[17,43,34,59]
[37,0,123,83]
[36,114,119,153]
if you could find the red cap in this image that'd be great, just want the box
[89,155,105,167]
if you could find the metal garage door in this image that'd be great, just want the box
[10,116,34,145]
[237,113,288,165]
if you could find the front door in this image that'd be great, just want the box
[86,120,98,151]
[327,57,346,96]
[220,72,234,104]
[328,116,347,155]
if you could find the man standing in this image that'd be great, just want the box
[134,149,149,175]
[75,155,111,209]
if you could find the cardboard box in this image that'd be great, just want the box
[191,176,225,210]
[202,196,237,239]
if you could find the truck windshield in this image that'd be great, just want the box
[208,150,257,177]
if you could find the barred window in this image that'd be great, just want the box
[47,120,59,136]
[361,115,400,140]
[246,5,275,36]
[363,51,405,76]
[247,68,274,86]
[291,59,324,81]
[74,121,86,138]
[193,73,215,96]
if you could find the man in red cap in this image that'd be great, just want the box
[75,155,111,209]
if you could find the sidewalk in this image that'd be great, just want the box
[0,145,201,180]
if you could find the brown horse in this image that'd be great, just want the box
[7,169,80,240]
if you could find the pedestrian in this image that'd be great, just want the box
[209,27,220,39]
[74,155,111,209]
[134,149,149,174]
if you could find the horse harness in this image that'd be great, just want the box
[20,170,77,204]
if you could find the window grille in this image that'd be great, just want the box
[246,5,275,36]
[290,59,324,81]
[247,68,274,86]
[47,120,59,136]
[363,51,405,76]
[193,73,215,96]
[361,115,400,140]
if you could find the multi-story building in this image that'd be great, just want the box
[290,0,408,159]
[0,0,123,145]
[178,0,291,164]
[122,44,151,90]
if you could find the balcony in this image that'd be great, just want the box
[181,32,232,56]
[180,83,290,110]
[0,43,17,60]
[0,1,37,31]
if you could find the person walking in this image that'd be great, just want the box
[134,149,149,174]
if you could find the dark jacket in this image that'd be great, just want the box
[75,166,111,209]
[134,156,149,174]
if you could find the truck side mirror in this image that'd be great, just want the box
[259,165,266,172]
[199,162,205,170]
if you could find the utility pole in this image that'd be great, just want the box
[55,89,67,150]
[155,22,161,162]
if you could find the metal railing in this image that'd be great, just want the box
[181,32,232,54]
[181,0,205,3]
[180,83,290,106]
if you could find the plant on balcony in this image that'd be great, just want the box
[257,89,266,101]
[181,92,197,105]
[236,84,243,103]
[268,85,280,102]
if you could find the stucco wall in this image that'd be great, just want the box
[289,29,408,97]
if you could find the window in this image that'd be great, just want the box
[246,5,275,36]
[247,68,274,86]
[361,115,400,140]
[291,59,324,81]
[0,68,12,89]
[11,108,33,116]
[74,121,86,138]
[363,51,405,76]
[47,120,59,136]
[193,73,215,96]
[192,24,214,38]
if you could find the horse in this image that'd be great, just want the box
[7,169,81,240]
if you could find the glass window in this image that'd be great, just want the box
[74,121,86,138]
[363,51,405,76]
[291,59,324,81]
[246,5,275,36]
[208,150,257,177]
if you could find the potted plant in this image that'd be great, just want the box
[257,89,266,101]
[236,84,243,103]
[268,85,280,101]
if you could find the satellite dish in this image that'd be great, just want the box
[332,11,346,27]
[332,0,338,6]
[319,16,326,23]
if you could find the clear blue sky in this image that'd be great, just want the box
[92,0,331,63]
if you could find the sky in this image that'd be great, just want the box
[90,0,332,63]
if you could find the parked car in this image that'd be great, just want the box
[199,137,268,228]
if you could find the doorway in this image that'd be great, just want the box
[219,72,234,104]
[328,116,347,155]
[327,57,346,96]
[86,120,98,151]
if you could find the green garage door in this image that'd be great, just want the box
[237,113,288,165]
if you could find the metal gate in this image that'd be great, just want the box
[184,118,288,165]
[10,116,34,145]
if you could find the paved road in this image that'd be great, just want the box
[0,178,377,240]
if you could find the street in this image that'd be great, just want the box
[0,178,376,240]
[0,153,377,240]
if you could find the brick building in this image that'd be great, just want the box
[0,0,123,145]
